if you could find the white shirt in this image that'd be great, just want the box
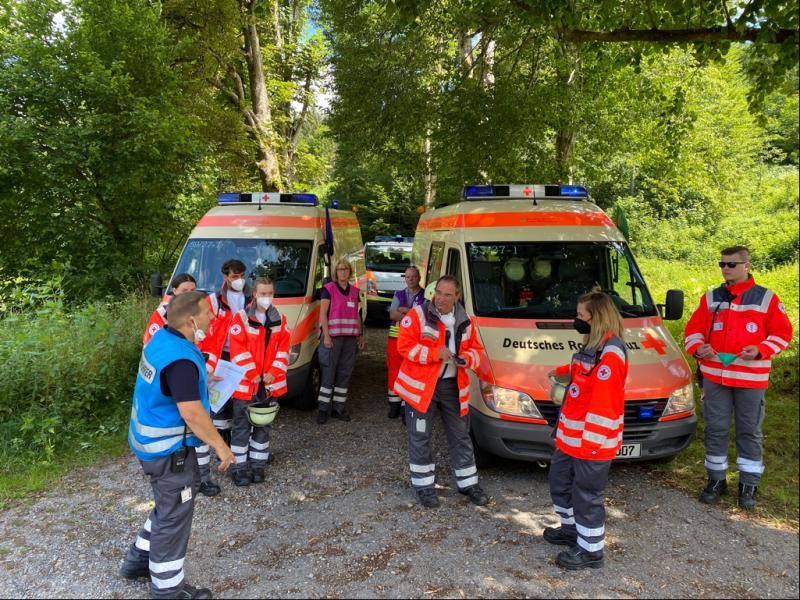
[439,313,457,379]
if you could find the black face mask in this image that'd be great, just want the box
[573,318,591,335]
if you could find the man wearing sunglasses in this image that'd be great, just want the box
[684,246,792,509]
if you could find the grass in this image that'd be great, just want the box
[639,258,799,530]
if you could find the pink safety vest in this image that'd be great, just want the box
[324,281,361,336]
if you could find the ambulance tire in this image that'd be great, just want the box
[294,353,321,411]
[470,430,495,469]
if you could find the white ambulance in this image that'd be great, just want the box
[413,184,696,463]
[153,192,365,409]
[362,236,414,323]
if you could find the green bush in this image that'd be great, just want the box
[0,293,153,481]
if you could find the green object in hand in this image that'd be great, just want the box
[717,352,737,366]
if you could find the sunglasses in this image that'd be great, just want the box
[718,261,746,268]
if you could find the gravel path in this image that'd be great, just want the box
[0,326,797,599]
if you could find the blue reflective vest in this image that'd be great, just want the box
[128,328,210,461]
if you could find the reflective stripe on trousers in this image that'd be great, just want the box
[406,378,477,490]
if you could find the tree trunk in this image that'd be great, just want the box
[423,132,436,207]
[554,43,580,183]
[240,0,281,191]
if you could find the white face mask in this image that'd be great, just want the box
[440,312,455,328]
[230,278,245,292]
[191,319,206,344]
[256,296,272,310]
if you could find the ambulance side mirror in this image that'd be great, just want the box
[150,272,164,298]
[660,289,684,321]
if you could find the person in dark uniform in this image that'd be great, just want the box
[543,290,628,570]
[120,291,235,599]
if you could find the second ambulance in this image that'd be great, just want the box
[413,184,696,463]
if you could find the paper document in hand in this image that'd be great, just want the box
[208,359,248,413]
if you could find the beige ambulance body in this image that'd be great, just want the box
[167,193,365,409]
[413,184,695,463]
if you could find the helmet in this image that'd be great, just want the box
[548,373,570,406]
[503,257,526,282]
[247,401,279,426]
[531,259,552,279]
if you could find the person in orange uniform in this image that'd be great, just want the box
[394,275,489,508]
[142,273,197,346]
[196,259,251,496]
[684,246,793,509]
[543,290,628,570]
[227,277,291,486]
[386,265,425,420]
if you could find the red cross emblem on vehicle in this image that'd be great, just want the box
[641,332,667,355]
[523,186,532,196]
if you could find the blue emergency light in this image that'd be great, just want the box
[462,184,588,200]
[638,406,655,420]
[216,192,318,205]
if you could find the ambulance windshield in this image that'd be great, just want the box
[365,244,412,273]
[466,241,656,318]
[172,238,313,297]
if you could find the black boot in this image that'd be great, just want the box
[175,583,213,599]
[416,488,440,508]
[738,482,758,509]
[316,408,329,424]
[556,545,604,570]
[199,479,221,497]
[251,468,266,484]
[388,403,402,419]
[459,484,490,506]
[119,559,149,580]
[699,479,727,504]
[543,526,578,546]
[231,470,251,487]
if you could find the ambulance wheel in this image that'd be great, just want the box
[295,354,321,411]
[470,431,494,469]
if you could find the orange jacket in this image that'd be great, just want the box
[200,285,252,373]
[393,302,483,415]
[684,276,792,389]
[229,305,291,400]
[554,332,628,461]
[143,301,169,346]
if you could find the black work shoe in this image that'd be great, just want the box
[416,488,440,508]
[316,409,329,424]
[198,480,221,497]
[175,583,213,599]
[331,409,352,421]
[543,526,578,546]
[699,479,727,504]
[119,560,149,580]
[388,403,402,419]
[738,482,758,509]
[231,470,251,487]
[459,484,490,506]
[251,468,265,484]
[556,545,604,570]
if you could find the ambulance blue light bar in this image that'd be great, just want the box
[462,184,588,200]
[217,192,318,205]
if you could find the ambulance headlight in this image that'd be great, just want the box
[288,343,302,365]
[480,382,543,419]
[662,383,695,417]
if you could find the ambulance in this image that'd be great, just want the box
[152,192,365,409]
[362,236,414,323]
[413,184,696,463]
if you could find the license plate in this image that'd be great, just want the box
[615,443,641,459]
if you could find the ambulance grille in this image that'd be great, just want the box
[537,399,668,439]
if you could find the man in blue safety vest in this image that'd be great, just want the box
[120,291,235,599]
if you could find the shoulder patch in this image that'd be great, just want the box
[401,315,413,328]
[148,323,160,335]
[597,365,612,381]
[568,383,580,398]
[230,324,242,336]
